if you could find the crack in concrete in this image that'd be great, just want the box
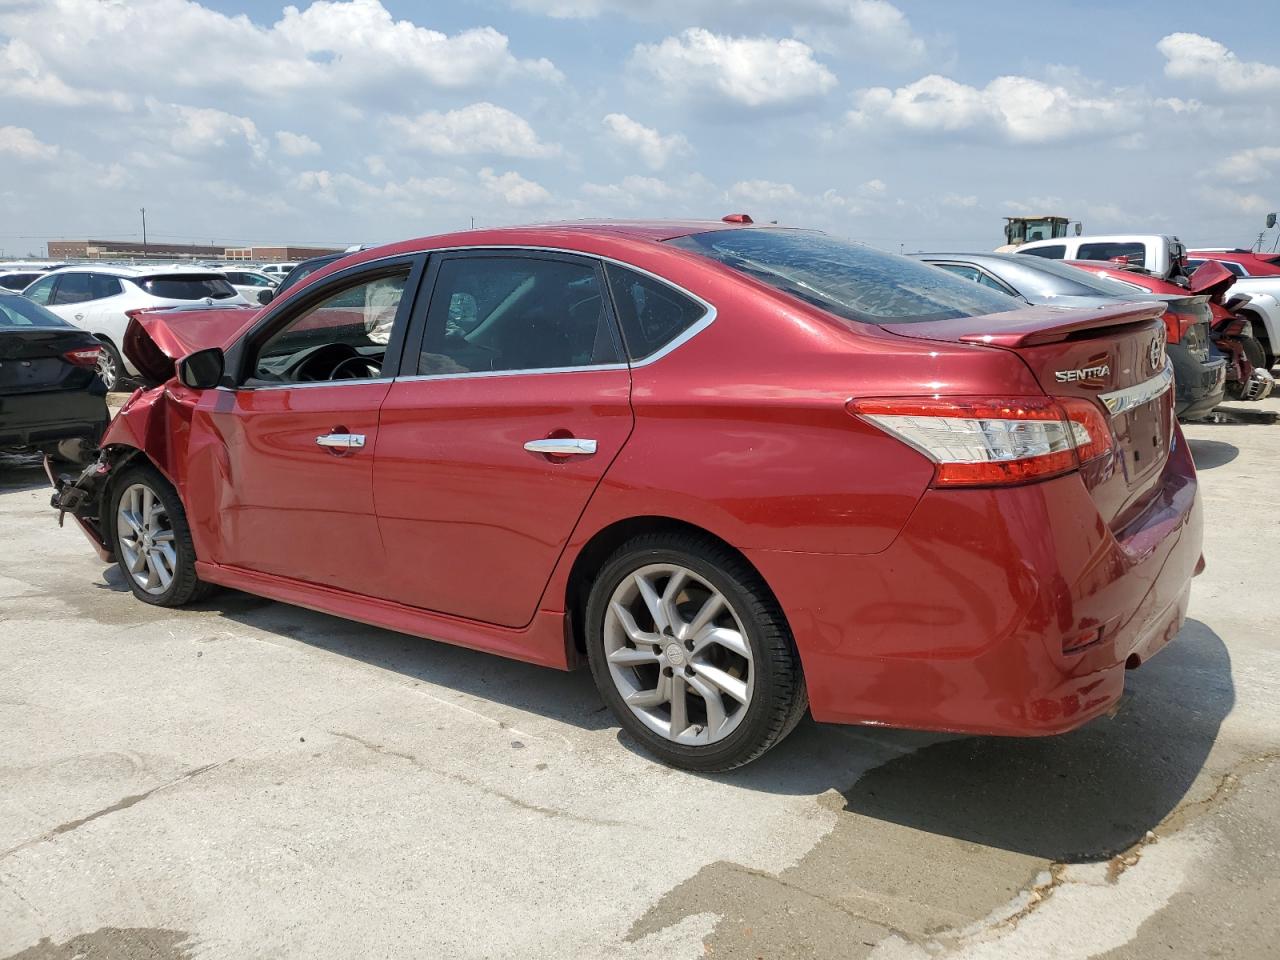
[327,729,629,829]
[942,747,1280,943]
[0,761,227,863]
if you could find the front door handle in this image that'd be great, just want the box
[315,433,366,450]
[523,438,597,456]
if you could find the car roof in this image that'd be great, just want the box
[912,252,1024,263]
[40,264,229,279]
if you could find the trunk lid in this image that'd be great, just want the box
[884,302,1175,529]
[0,327,100,393]
[123,304,260,384]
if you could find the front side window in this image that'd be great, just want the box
[51,272,95,304]
[605,264,707,360]
[250,268,410,384]
[23,274,57,304]
[1018,244,1067,259]
[418,256,620,375]
[669,229,1017,325]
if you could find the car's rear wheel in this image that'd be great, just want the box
[95,339,126,391]
[585,533,807,772]
[109,465,212,606]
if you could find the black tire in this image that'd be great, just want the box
[585,532,807,772]
[108,464,214,607]
[95,338,127,392]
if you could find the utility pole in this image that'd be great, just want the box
[140,207,148,259]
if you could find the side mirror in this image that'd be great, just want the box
[177,347,225,389]
[1267,213,1277,229]
[257,289,274,305]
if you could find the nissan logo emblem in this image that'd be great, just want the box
[1149,336,1163,372]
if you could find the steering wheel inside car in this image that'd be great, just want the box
[329,355,381,380]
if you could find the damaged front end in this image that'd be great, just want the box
[47,447,126,562]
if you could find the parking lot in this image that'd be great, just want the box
[1,399,1277,960]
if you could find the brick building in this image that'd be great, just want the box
[46,239,345,262]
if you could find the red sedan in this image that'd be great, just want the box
[51,220,1204,770]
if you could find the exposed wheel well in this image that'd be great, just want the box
[564,516,777,659]
[1241,310,1274,367]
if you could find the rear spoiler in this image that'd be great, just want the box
[957,302,1168,348]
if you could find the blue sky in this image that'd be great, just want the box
[1,0,1278,257]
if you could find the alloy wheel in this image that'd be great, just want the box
[96,346,120,390]
[602,563,755,745]
[116,483,178,596]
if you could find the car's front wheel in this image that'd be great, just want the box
[109,465,212,606]
[585,533,807,772]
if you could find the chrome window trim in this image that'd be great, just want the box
[1098,363,1174,415]
[220,376,396,393]
[400,245,717,380]
[221,243,718,389]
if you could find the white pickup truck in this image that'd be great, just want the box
[1017,234,1280,366]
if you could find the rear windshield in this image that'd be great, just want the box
[137,274,237,300]
[0,294,72,328]
[668,229,1018,324]
[1077,241,1145,267]
[1010,257,1152,298]
[0,272,38,291]
[1018,244,1066,259]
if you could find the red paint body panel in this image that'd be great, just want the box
[750,425,1201,733]
[80,221,1204,740]
[373,368,634,627]
[1187,250,1280,277]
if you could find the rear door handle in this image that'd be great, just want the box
[523,438,597,456]
[315,433,366,450]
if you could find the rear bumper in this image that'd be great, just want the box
[0,388,109,446]
[748,426,1203,736]
[1170,348,1226,421]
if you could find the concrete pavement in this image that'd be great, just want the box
[1,398,1277,959]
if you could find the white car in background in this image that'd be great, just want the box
[1016,234,1189,279]
[219,267,279,304]
[259,262,298,278]
[21,266,248,389]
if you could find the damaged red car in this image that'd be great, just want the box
[51,221,1204,770]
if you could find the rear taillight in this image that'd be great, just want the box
[1162,311,1197,343]
[62,346,102,367]
[849,396,1114,487]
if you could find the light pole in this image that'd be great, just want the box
[140,207,148,259]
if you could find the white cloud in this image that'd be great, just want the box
[1212,146,1280,184]
[582,175,676,205]
[0,0,561,105]
[479,167,552,206]
[724,179,873,218]
[152,100,267,160]
[1158,33,1280,96]
[0,39,131,110]
[510,0,926,61]
[1197,185,1275,216]
[633,29,837,108]
[851,73,1136,144]
[276,131,321,156]
[388,103,558,158]
[940,193,978,208]
[0,126,59,161]
[601,114,690,170]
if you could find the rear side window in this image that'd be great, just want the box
[605,264,707,360]
[1018,244,1066,259]
[1077,242,1145,267]
[669,229,1017,325]
[90,274,122,299]
[137,275,237,300]
[0,295,72,327]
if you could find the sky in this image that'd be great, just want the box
[1,0,1278,258]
